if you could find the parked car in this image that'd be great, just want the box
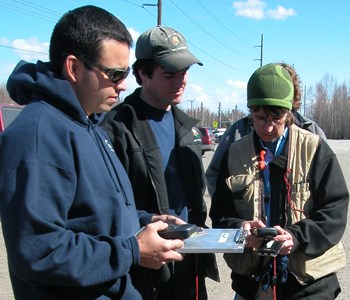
[198,126,216,155]
[213,128,226,143]
[0,104,23,132]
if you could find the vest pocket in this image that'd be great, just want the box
[226,174,255,219]
[291,181,312,221]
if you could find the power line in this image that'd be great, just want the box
[120,1,252,78]
[168,0,253,61]
[13,0,61,17]
[0,4,56,23]
[193,0,254,48]
[142,0,161,26]
[141,7,159,21]
[0,0,59,23]
[119,0,158,21]
[119,0,143,7]
[188,41,250,74]
[0,44,48,56]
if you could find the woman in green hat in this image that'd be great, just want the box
[210,63,348,300]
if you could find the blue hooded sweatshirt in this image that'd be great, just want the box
[0,61,151,299]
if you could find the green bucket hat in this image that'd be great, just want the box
[135,26,202,73]
[247,63,294,110]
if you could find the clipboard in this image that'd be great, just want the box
[177,227,247,253]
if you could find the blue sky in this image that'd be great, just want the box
[0,0,349,113]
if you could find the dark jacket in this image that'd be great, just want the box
[101,88,219,299]
[101,88,207,225]
[1,61,150,300]
[210,129,348,299]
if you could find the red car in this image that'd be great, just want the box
[198,127,216,155]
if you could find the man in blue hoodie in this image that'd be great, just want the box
[0,5,185,300]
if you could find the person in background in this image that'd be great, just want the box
[206,62,327,198]
[209,63,348,299]
[100,26,219,300]
[0,6,185,300]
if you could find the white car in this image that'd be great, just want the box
[213,128,226,143]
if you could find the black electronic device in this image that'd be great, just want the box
[158,224,198,240]
[254,227,283,256]
[256,240,284,257]
[254,227,278,239]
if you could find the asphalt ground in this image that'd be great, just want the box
[1,140,349,300]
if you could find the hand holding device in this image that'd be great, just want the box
[158,224,198,240]
[253,227,283,256]
[253,227,278,239]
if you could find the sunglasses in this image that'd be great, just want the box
[79,57,130,84]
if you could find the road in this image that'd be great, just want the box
[1,140,349,299]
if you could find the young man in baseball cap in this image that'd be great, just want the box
[101,26,218,300]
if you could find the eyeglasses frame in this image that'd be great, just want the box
[79,56,130,84]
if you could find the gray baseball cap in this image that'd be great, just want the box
[135,26,203,72]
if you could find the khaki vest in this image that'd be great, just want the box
[224,125,346,283]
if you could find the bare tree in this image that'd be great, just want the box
[180,105,246,128]
[306,75,350,139]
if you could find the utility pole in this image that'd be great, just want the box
[143,0,162,25]
[179,99,195,117]
[254,34,264,67]
[190,100,193,117]
[157,0,162,26]
[200,102,203,126]
[304,85,307,116]
[218,102,222,128]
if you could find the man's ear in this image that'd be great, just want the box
[63,55,80,83]
[138,68,147,81]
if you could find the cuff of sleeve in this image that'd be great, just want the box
[129,235,141,265]
[138,212,155,227]
[287,230,299,253]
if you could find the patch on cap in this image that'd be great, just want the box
[136,26,202,72]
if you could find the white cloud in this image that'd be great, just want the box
[12,37,49,61]
[226,79,246,89]
[127,27,140,66]
[0,63,16,84]
[219,90,247,112]
[232,0,296,20]
[266,5,296,20]
[128,27,140,44]
[186,83,209,103]
[233,0,266,20]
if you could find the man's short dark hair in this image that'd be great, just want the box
[49,5,133,74]
[132,59,158,85]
